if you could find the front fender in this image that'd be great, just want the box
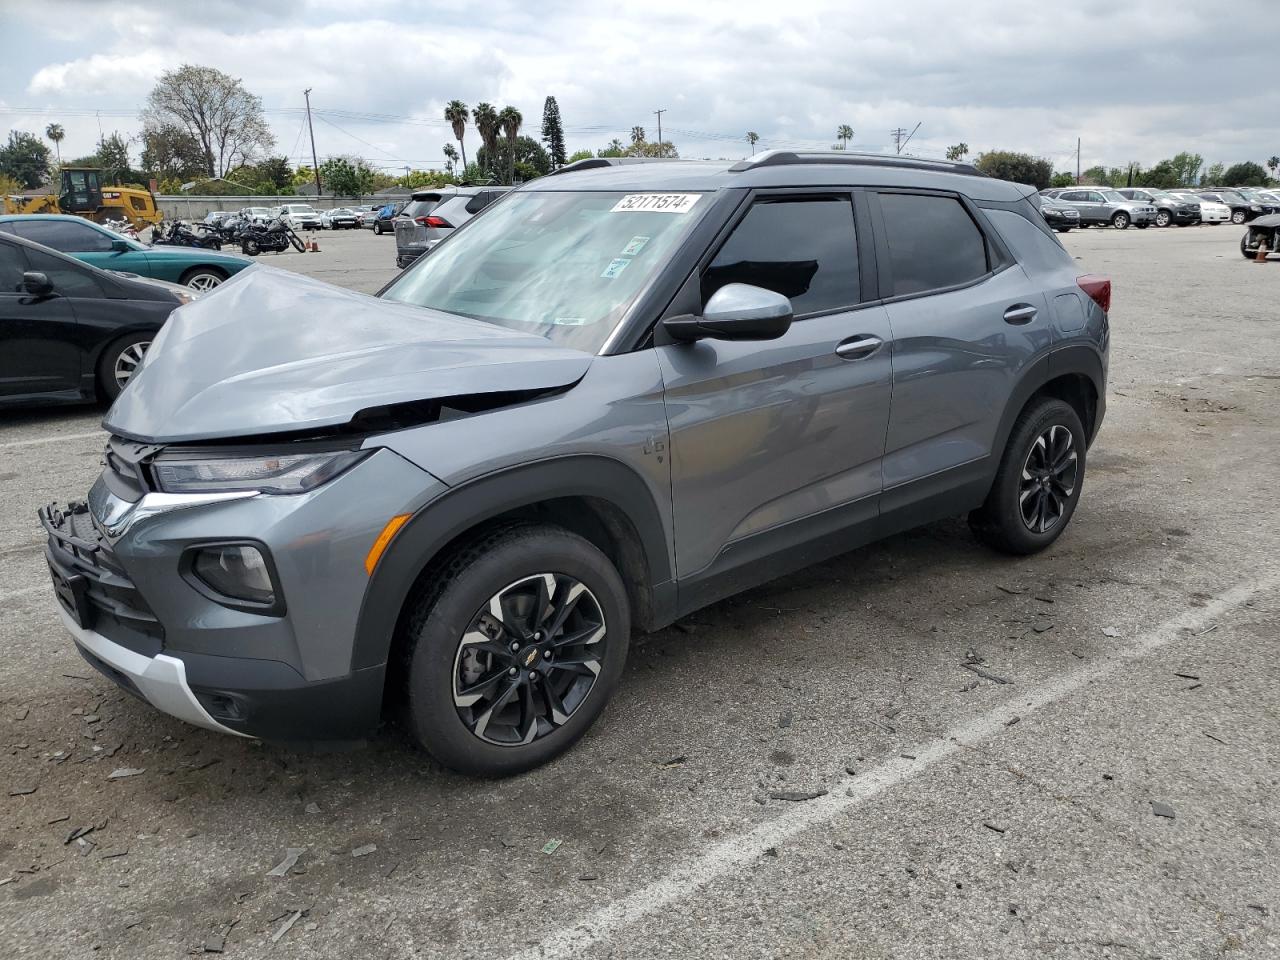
[348,454,674,672]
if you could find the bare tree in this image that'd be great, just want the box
[142,65,274,178]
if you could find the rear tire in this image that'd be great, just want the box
[97,331,153,401]
[401,523,631,776]
[969,398,1086,556]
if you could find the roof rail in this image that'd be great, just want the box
[548,157,684,176]
[728,149,985,177]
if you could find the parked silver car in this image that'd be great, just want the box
[1050,188,1156,229]
[394,186,509,268]
[1115,188,1199,227]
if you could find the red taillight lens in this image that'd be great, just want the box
[423,215,451,228]
[1076,274,1111,314]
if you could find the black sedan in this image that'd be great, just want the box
[0,231,196,408]
[1040,199,1082,233]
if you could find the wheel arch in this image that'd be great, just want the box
[179,263,229,284]
[349,455,675,677]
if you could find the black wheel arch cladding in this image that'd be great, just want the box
[349,455,672,673]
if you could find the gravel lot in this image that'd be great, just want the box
[2,224,1279,959]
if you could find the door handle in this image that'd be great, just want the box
[1003,304,1038,325]
[835,335,883,360]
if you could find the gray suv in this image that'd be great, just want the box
[394,186,508,268]
[41,152,1109,776]
[1049,188,1156,229]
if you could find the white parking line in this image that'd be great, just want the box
[506,569,1280,960]
[0,429,104,451]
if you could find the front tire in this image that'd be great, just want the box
[180,267,227,292]
[401,524,631,776]
[97,332,153,401]
[1155,210,1172,227]
[374,222,385,235]
[969,398,1086,555]
[1111,212,1130,230]
[1231,210,1247,225]
[241,238,261,256]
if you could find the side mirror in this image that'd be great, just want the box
[22,271,54,297]
[110,238,130,252]
[664,283,794,342]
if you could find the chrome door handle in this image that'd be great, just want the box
[835,335,884,360]
[1003,304,1038,325]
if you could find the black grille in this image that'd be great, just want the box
[102,437,163,503]
[41,502,163,656]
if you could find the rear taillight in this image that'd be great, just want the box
[1076,275,1111,314]
[423,215,451,228]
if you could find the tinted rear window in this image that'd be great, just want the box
[401,198,440,219]
[878,193,989,297]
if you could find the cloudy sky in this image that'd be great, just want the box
[3,0,1278,176]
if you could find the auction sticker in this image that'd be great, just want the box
[621,235,650,255]
[610,194,700,213]
[601,258,631,278]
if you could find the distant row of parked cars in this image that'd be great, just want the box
[1037,185,1280,232]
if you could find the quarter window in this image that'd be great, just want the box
[0,240,26,292]
[11,218,114,253]
[22,247,106,298]
[878,193,990,297]
[702,197,859,316]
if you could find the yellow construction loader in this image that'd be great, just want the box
[2,167,163,230]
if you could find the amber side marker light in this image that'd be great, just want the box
[365,514,412,575]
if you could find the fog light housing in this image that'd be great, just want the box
[185,542,282,613]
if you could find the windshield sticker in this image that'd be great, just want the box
[621,236,650,256]
[611,194,700,214]
[601,258,632,279]
[552,316,588,326]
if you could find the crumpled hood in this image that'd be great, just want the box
[104,266,594,443]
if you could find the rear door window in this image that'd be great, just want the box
[701,196,859,316]
[877,192,990,297]
[11,218,114,252]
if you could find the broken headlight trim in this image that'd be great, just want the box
[152,448,370,495]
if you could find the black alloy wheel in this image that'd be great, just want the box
[1018,424,1078,535]
[453,573,607,746]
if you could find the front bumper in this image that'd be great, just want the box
[41,446,443,742]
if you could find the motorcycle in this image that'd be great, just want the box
[239,217,306,256]
[152,219,223,250]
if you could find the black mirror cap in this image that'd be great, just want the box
[22,271,53,296]
[663,310,793,343]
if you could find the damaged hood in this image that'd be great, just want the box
[104,266,594,443]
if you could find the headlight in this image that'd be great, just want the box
[153,448,369,495]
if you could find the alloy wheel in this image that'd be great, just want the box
[186,272,223,292]
[1155,210,1171,227]
[452,573,606,746]
[1018,424,1077,534]
[113,341,151,390]
[1232,210,1246,224]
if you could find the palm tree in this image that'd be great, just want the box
[746,131,759,155]
[442,143,459,175]
[607,138,625,154]
[444,101,469,173]
[45,122,65,167]
[498,106,522,184]
[472,103,500,178]
[836,125,854,150]
[1269,155,1280,176]
[630,125,646,146]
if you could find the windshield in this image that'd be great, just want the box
[1102,191,1127,202]
[382,190,710,353]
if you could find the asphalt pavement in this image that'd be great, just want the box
[1,224,1278,959]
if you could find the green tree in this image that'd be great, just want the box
[478,135,550,183]
[746,131,759,155]
[318,157,378,196]
[974,150,1053,189]
[1202,161,1225,186]
[442,143,458,175]
[140,121,206,182]
[540,96,567,169]
[836,124,854,150]
[566,148,593,163]
[1136,159,1182,189]
[498,105,523,185]
[1268,155,1279,178]
[472,103,500,178]
[142,64,274,177]
[597,138,626,158]
[630,125,646,146]
[254,156,294,190]
[0,130,52,188]
[91,132,135,183]
[45,123,64,167]
[1169,152,1203,186]
[1222,161,1268,186]
[1050,171,1076,187]
[946,142,969,161]
[444,100,469,171]
[627,140,678,159]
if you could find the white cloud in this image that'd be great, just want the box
[28,51,174,96]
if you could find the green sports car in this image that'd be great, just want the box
[0,214,252,291]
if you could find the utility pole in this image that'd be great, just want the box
[653,108,666,145]
[1076,137,1081,184]
[891,122,921,155]
[304,88,322,195]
